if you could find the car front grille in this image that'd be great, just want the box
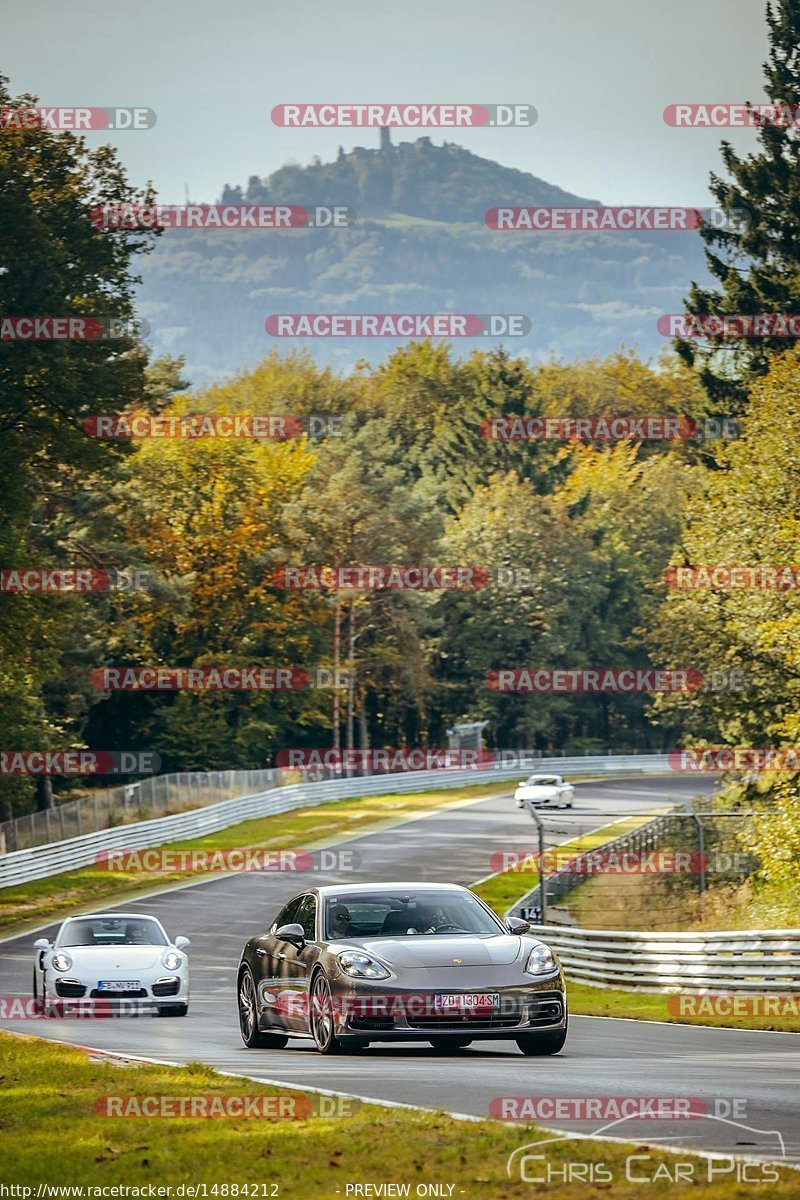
[406,998,525,1030]
[349,1016,396,1031]
[89,988,148,999]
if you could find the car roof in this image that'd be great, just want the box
[314,882,472,899]
[61,912,163,922]
[526,773,561,780]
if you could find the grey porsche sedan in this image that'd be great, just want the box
[237,882,567,1055]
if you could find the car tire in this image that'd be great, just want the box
[157,1003,189,1017]
[238,967,289,1049]
[429,1037,472,1052]
[310,972,343,1055]
[516,1022,568,1056]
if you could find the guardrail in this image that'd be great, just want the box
[533,923,800,993]
[0,769,280,853]
[0,752,674,889]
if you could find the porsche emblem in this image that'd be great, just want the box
[453,958,462,964]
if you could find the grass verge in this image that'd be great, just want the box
[0,781,508,938]
[0,1031,794,1197]
[566,980,800,1033]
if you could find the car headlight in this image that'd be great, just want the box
[337,951,390,980]
[51,952,72,972]
[524,943,557,975]
[162,951,182,972]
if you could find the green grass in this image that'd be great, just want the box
[1,1032,794,1197]
[566,980,800,1033]
[0,781,508,937]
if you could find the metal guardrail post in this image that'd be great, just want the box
[525,804,547,924]
[682,802,706,895]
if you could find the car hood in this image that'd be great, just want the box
[57,947,166,970]
[354,935,523,969]
[517,786,559,797]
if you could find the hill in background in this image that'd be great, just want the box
[137,133,709,383]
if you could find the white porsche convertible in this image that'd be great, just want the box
[33,913,190,1015]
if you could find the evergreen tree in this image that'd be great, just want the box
[677,0,800,411]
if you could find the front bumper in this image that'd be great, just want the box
[333,975,566,1041]
[51,971,189,1010]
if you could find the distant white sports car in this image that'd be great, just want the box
[514,774,575,809]
[33,913,190,1016]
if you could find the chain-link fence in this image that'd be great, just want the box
[0,769,279,853]
[513,809,758,930]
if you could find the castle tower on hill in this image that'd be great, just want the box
[379,126,392,154]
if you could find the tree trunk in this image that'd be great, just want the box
[332,596,341,753]
[36,775,54,811]
[345,599,355,772]
[358,697,370,776]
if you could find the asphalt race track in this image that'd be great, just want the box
[2,776,798,1167]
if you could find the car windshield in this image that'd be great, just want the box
[58,917,168,948]
[526,776,559,786]
[323,890,503,939]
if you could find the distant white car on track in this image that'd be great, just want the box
[514,774,575,810]
[32,913,190,1016]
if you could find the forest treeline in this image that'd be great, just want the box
[3,0,800,866]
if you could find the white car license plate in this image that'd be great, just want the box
[434,992,499,1010]
[97,980,140,992]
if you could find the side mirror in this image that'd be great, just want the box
[174,936,191,950]
[518,781,527,786]
[33,938,50,950]
[507,917,531,935]
[276,922,306,948]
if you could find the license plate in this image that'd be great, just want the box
[434,992,499,1010]
[97,980,140,992]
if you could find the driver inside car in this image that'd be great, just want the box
[328,903,351,938]
[422,906,450,933]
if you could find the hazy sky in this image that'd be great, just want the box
[4,0,770,206]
